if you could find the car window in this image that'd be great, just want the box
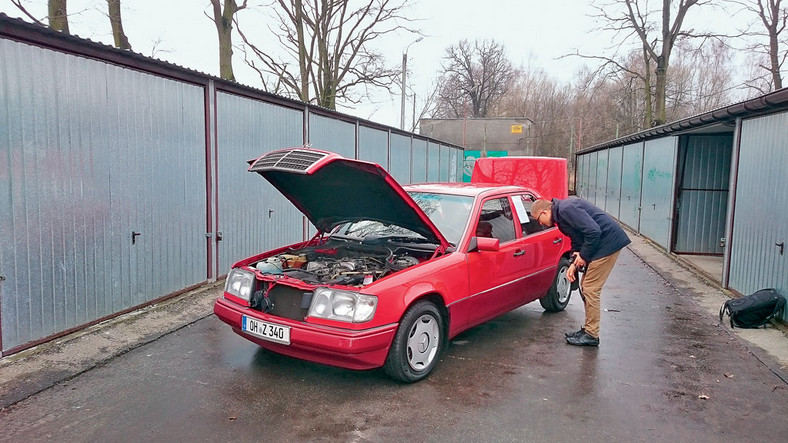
[513,194,546,236]
[478,197,516,243]
[408,192,474,246]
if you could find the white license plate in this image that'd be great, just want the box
[242,316,290,345]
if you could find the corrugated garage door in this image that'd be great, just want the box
[639,138,677,250]
[729,113,788,313]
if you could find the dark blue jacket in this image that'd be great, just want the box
[552,198,630,262]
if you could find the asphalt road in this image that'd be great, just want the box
[1,248,787,442]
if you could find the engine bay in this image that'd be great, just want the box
[252,239,434,287]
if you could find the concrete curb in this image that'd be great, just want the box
[0,282,224,410]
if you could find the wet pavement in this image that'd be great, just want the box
[1,237,787,441]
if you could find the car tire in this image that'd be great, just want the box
[383,300,445,383]
[539,256,573,312]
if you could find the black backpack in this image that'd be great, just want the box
[719,288,786,328]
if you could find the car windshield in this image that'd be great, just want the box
[329,192,474,246]
[332,220,426,242]
[408,192,474,245]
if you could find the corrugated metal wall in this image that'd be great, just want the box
[674,135,731,254]
[620,143,643,231]
[579,154,590,199]
[0,30,465,355]
[595,150,608,209]
[308,114,356,158]
[439,145,451,181]
[0,39,207,351]
[587,151,598,206]
[605,146,623,218]
[639,138,677,250]
[389,134,412,184]
[215,93,305,273]
[427,142,440,181]
[358,125,389,169]
[412,139,428,183]
[449,147,461,182]
[577,155,589,200]
[729,113,788,306]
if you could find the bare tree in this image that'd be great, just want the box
[10,1,46,26]
[208,0,248,82]
[495,66,573,157]
[107,0,131,50]
[666,39,734,116]
[237,0,413,110]
[433,39,515,118]
[584,0,717,126]
[11,0,70,31]
[739,0,787,91]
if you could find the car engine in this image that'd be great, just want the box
[253,240,428,287]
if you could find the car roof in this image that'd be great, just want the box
[403,182,534,198]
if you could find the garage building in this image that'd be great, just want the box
[575,88,788,319]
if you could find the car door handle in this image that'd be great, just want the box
[553,238,563,244]
[513,250,525,256]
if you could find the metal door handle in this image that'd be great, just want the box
[777,242,784,256]
[513,250,525,257]
[553,238,563,244]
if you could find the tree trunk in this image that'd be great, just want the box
[211,0,239,82]
[48,0,69,33]
[653,55,667,126]
[294,0,310,102]
[642,46,654,127]
[108,0,132,50]
[770,32,783,90]
[765,0,784,90]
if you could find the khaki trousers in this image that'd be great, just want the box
[579,249,621,339]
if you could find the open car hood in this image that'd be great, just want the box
[248,148,450,249]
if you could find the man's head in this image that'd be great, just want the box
[531,199,554,227]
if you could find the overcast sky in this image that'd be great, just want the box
[0,0,747,128]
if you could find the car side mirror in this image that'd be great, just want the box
[469,236,499,252]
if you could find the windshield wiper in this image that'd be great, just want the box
[363,234,433,244]
[328,233,362,242]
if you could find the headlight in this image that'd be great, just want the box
[308,287,377,323]
[225,268,255,301]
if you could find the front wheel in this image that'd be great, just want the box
[539,256,573,312]
[383,301,445,383]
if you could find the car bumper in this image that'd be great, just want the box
[213,298,398,370]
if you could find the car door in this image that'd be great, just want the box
[464,196,529,327]
[511,193,566,303]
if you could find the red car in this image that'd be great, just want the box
[213,148,573,382]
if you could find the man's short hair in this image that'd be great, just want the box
[531,199,552,215]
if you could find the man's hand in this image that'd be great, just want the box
[572,252,587,269]
[567,263,577,283]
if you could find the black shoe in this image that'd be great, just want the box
[566,331,599,346]
[565,327,585,338]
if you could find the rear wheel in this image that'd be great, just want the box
[539,256,572,312]
[383,301,444,383]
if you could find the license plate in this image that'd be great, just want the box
[242,316,290,345]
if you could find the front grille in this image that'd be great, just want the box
[251,284,312,321]
[250,149,329,173]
